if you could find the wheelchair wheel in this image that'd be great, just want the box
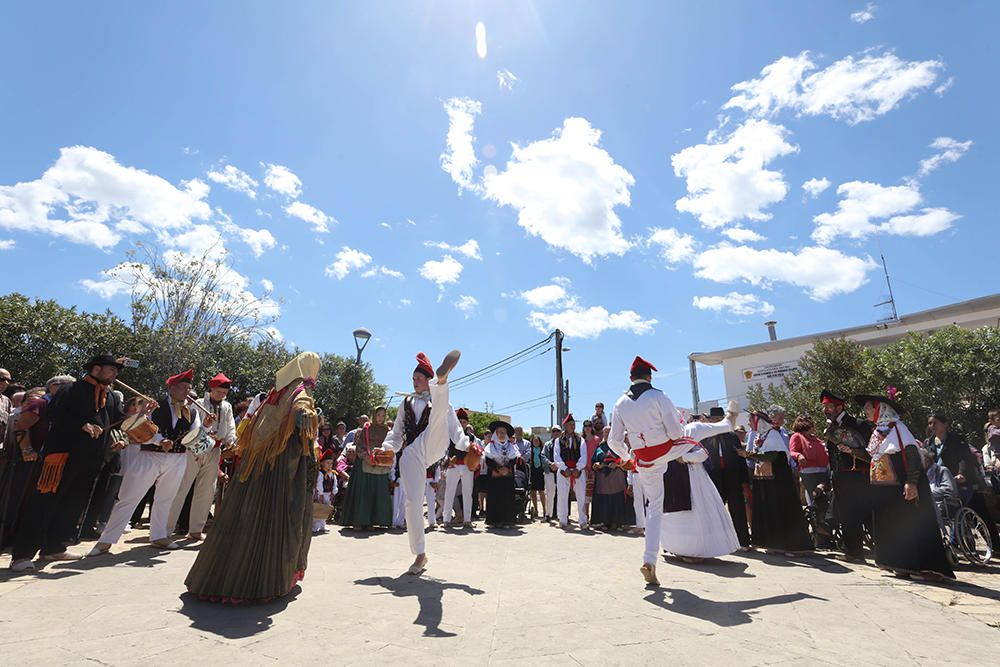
[957,508,993,565]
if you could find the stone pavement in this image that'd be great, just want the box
[1,522,998,665]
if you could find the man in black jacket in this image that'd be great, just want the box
[9,355,129,571]
[926,413,998,545]
[821,390,873,563]
[704,407,751,548]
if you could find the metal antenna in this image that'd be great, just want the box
[873,251,898,323]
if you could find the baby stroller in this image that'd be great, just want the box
[513,462,530,524]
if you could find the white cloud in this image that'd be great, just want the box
[255,208,272,219]
[215,209,276,258]
[284,201,332,233]
[0,239,14,250]
[811,180,957,244]
[527,306,656,339]
[693,292,775,317]
[0,146,212,249]
[850,3,876,23]
[722,226,766,242]
[455,295,478,318]
[475,21,487,59]
[693,244,876,301]
[672,119,798,228]
[440,98,483,191]
[724,51,943,124]
[207,164,258,198]
[802,177,831,198]
[518,283,572,309]
[325,246,372,280]
[182,147,199,156]
[423,239,482,260]
[360,265,405,279]
[881,208,959,237]
[260,279,274,292]
[406,218,417,226]
[171,223,227,260]
[934,77,954,97]
[400,298,412,306]
[378,222,392,229]
[263,326,284,342]
[497,68,518,90]
[647,227,697,266]
[918,137,973,177]
[419,255,464,287]
[262,163,303,198]
[483,117,634,263]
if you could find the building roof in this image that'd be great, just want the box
[689,293,1000,366]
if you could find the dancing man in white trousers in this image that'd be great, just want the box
[608,356,691,586]
[383,350,466,575]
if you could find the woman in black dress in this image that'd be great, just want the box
[856,393,954,580]
[749,412,812,553]
[484,421,518,528]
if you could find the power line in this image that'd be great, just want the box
[447,333,553,387]
[496,392,556,413]
[451,347,553,391]
[499,396,556,415]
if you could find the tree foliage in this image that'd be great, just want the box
[747,326,1000,443]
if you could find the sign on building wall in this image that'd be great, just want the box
[740,360,798,386]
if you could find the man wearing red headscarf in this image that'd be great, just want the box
[382,350,466,575]
[167,372,236,541]
[90,369,215,556]
[608,355,689,586]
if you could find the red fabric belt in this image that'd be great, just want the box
[633,440,677,467]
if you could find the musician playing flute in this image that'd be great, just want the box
[167,372,236,541]
[381,350,465,575]
[89,369,215,556]
[9,355,131,571]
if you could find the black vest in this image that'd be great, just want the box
[559,434,582,467]
[147,401,192,453]
[448,440,467,461]
[403,396,430,449]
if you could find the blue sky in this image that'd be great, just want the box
[2,1,996,425]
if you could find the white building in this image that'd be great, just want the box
[688,293,1000,415]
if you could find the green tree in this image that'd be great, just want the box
[0,293,134,388]
[747,327,1000,444]
[310,353,387,428]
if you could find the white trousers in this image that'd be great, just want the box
[543,472,556,518]
[99,449,187,544]
[398,379,452,556]
[556,471,588,526]
[425,480,438,527]
[443,464,474,523]
[167,447,221,534]
[631,473,646,529]
[392,483,406,528]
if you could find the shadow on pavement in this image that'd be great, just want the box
[663,556,755,578]
[175,586,302,639]
[354,575,485,637]
[50,547,169,571]
[735,549,853,574]
[644,588,826,627]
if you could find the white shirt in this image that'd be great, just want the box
[198,394,236,447]
[149,399,203,445]
[382,394,468,453]
[608,382,684,461]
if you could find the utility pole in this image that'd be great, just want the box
[564,379,570,418]
[554,329,565,424]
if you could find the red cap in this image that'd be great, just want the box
[166,369,194,386]
[630,356,657,375]
[562,413,575,426]
[456,407,469,420]
[414,352,433,378]
[320,448,336,462]
[208,372,232,389]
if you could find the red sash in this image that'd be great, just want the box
[633,436,697,468]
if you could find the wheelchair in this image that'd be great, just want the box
[938,498,993,566]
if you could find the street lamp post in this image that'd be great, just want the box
[353,327,372,364]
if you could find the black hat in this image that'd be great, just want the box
[708,406,725,418]
[86,354,124,370]
[489,420,514,436]
[853,393,907,416]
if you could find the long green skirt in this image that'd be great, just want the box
[340,463,392,528]
[184,435,316,603]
